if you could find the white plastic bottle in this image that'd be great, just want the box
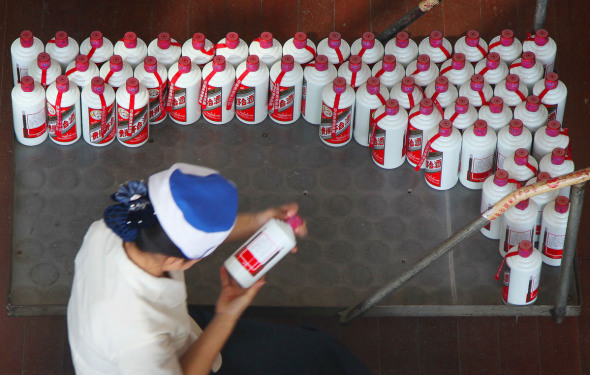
[503,148,539,187]
[418,30,453,65]
[422,119,462,190]
[81,76,116,146]
[459,74,493,108]
[527,172,559,247]
[509,51,543,93]
[480,169,517,239]
[370,99,408,169]
[317,32,350,67]
[384,31,418,68]
[539,148,575,197]
[148,32,182,69]
[65,55,100,89]
[478,96,512,133]
[407,98,442,168]
[499,201,538,258]
[45,31,79,73]
[514,95,548,133]
[116,77,149,147]
[282,32,316,67]
[372,54,405,91]
[502,240,542,305]
[231,55,269,124]
[424,76,458,114]
[354,77,389,146]
[28,52,61,89]
[389,76,424,111]
[46,75,81,145]
[79,31,114,67]
[166,56,202,125]
[338,55,371,90]
[302,55,337,125]
[496,119,533,170]
[351,32,384,65]
[11,30,44,85]
[444,96,478,132]
[460,120,497,189]
[182,33,216,68]
[114,32,148,69]
[532,120,569,161]
[224,215,303,288]
[539,196,570,266]
[269,55,303,124]
[200,55,236,125]
[405,54,439,88]
[11,76,47,146]
[100,55,133,89]
[319,77,355,147]
[134,56,169,124]
[494,74,528,108]
[532,72,567,124]
[523,29,557,73]
[453,30,488,64]
[440,53,474,90]
[249,32,282,69]
[474,52,508,86]
[488,29,522,66]
[215,32,249,69]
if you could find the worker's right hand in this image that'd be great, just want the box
[214,266,265,319]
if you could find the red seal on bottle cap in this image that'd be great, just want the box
[20,30,34,48]
[213,55,226,71]
[37,52,51,70]
[546,120,561,136]
[500,29,514,46]
[534,29,549,46]
[435,76,448,93]
[486,52,500,69]
[366,76,380,94]
[551,147,566,165]
[75,55,89,72]
[439,119,453,136]
[281,55,294,72]
[555,196,570,214]
[333,77,347,94]
[518,240,533,257]
[382,54,396,71]
[451,53,466,69]
[178,56,192,73]
[494,169,509,187]
[314,55,328,71]
[293,32,308,49]
[521,51,536,68]
[56,75,70,92]
[246,55,260,71]
[401,77,415,93]
[395,32,409,48]
[515,148,529,165]
[525,95,540,112]
[417,54,430,71]
[110,55,123,72]
[91,76,105,94]
[470,74,485,91]
[124,32,138,48]
[259,32,273,48]
[362,32,375,49]
[192,33,206,49]
[286,215,304,230]
[419,98,433,115]
[126,77,140,95]
[509,119,523,136]
[385,99,399,116]
[144,56,157,73]
[157,32,171,49]
[544,72,559,90]
[55,31,69,48]
[474,119,488,136]
[489,96,503,113]
[90,31,104,48]
[465,30,480,47]
[537,172,551,182]
[348,55,362,72]
[455,96,469,114]
[226,32,239,49]
[429,30,443,47]
[328,32,342,48]
[516,199,530,211]
[506,74,520,91]
[20,76,35,92]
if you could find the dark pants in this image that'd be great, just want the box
[189,308,373,375]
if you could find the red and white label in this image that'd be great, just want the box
[147,83,167,122]
[371,126,385,164]
[235,232,280,276]
[236,85,256,122]
[269,82,295,122]
[502,271,510,303]
[320,104,352,144]
[21,108,47,138]
[301,77,307,116]
[47,102,77,142]
[540,231,565,259]
[425,149,443,187]
[504,227,533,254]
[544,103,558,122]
[88,103,115,144]
[203,86,223,122]
[117,104,148,145]
[169,87,187,122]
[406,124,423,165]
[526,275,540,302]
[467,153,493,182]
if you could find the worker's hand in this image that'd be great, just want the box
[215,266,265,319]
[257,202,307,253]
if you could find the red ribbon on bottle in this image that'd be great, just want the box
[55,92,63,136]
[171,41,181,47]
[104,70,115,85]
[227,69,251,110]
[199,70,218,109]
[514,89,526,101]
[430,92,444,116]
[507,178,522,189]
[304,45,316,57]
[524,33,535,42]
[331,93,341,137]
[407,91,416,108]
[376,92,386,105]
[509,62,521,70]
[335,48,344,63]
[269,71,287,113]
[87,47,96,60]
[375,69,385,78]
[476,44,488,58]
[166,70,184,112]
[439,45,451,59]
[414,133,442,171]
[128,93,136,134]
[153,71,166,116]
[561,128,573,160]
[369,112,388,148]
[478,91,488,106]
[488,41,501,50]
[351,72,357,88]
[41,69,47,87]
[215,43,227,49]
[98,92,107,136]
[440,65,453,75]
[47,39,56,44]
[410,68,421,76]
[201,47,215,55]
[65,67,77,76]
[449,111,460,123]
[537,87,550,100]
[358,47,366,58]
[495,251,519,280]
[525,162,538,175]
[477,67,489,76]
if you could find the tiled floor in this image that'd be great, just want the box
[1,0,589,374]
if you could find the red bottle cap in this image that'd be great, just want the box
[544,72,559,90]
[537,172,551,182]
[56,75,69,92]
[546,120,561,136]
[109,55,123,72]
[75,55,89,72]
[20,30,34,48]
[385,99,399,116]
[286,215,304,230]
[226,32,239,49]
[516,199,530,211]
[521,51,536,69]
[401,77,415,93]
[555,196,570,214]
[192,33,206,49]
[124,32,138,48]
[361,32,375,49]
[505,74,520,91]
[366,76,380,94]
[509,119,524,136]
[259,32,273,48]
[494,169,509,187]
[246,55,260,72]
[293,32,308,49]
[213,55,226,71]
[144,56,157,73]
[90,31,104,48]
[20,76,35,92]
[395,32,410,48]
[439,119,453,136]
[382,54,396,71]
[551,147,566,165]
[534,29,549,46]
[465,30,480,47]
[470,74,485,91]
[455,96,469,114]
[500,29,515,46]
[178,56,192,73]
[157,32,172,49]
[525,95,540,112]
[429,30,444,47]
[486,52,500,69]
[126,77,140,95]
[55,31,69,48]
[489,96,503,113]
[515,148,530,165]
[435,76,448,93]
[281,55,294,72]
[333,77,347,94]
[451,53,466,69]
[91,76,105,94]
[348,55,362,72]
[37,52,51,70]
[313,55,329,71]
[419,98,433,115]
[518,240,533,257]
[328,32,342,48]
[474,119,488,136]
[416,54,430,71]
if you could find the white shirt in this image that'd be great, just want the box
[67,220,222,375]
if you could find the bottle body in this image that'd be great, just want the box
[11,36,44,85]
[65,60,100,89]
[405,60,439,88]
[527,176,559,246]
[283,38,317,66]
[167,61,202,125]
[504,245,542,305]
[488,35,522,66]
[425,128,462,190]
[502,154,538,186]
[234,62,270,124]
[372,61,405,91]
[114,38,148,69]
[480,176,517,239]
[81,83,116,146]
[478,105,513,133]
[459,82,493,108]
[532,127,569,161]
[496,126,533,170]
[509,60,543,93]
[302,63,338,125]
[350,38,384,65]
[354,83,389,146]
[474,59,509,86]
[201,62,236,124]
[100,61,134,89]
[513,100,548,133]
[539,156,575,197]
[319,83,355,147]
[444,103,478,131]
[249,39,283,69]
[459,125,497,189]
[46,37,79,72]
[46,83,81,145]
[440,58,474,90]
[418,37,453,64]
[523,38,557,73]
[182,38,215,67]
[28,58,61,89]
[115,84,150,147]
[269,62,303,124]
[494,80,528,108]
[134,61,169,124]
[389,83,423,110]
[384,38,418,67]
[80,37,114,66]
[338,61,371,89]
[317,39,351,66]
[406,110,442,168]
[499,203,538,257]
[147,38,182,69]
[216,38,249,68]
[453,37,488,63]
[371,106,408,169]
[11,81,48,146]
[532,79,567,124]
[539,201,569,266]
